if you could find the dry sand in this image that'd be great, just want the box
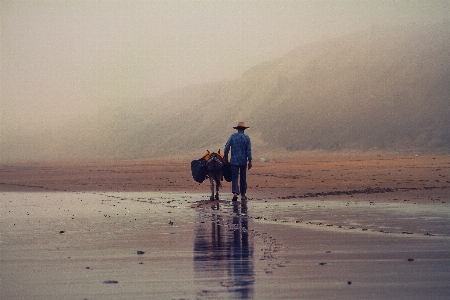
[1,153,449,299]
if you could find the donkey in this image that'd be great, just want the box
[205,150,225,201]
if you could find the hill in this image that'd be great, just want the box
[3,22,449,161]
[109,21,450,159]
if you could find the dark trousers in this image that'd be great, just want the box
[231,164,247,196]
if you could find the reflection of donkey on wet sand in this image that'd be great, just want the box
[191,150,231,200]
[193,201,254,297]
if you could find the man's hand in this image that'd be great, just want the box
[248,160,252,170]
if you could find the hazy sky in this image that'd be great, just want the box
[1,1,449,129]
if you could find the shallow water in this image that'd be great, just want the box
[1,191,449,299]
[248,198,450,236]
[1,192,261,299]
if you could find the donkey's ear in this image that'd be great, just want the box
[218,149,221,154]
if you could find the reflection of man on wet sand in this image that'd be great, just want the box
[224,122,252,201]
[193,201,254,298]
[231,201,253,298]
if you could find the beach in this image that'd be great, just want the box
[1,153,449,299]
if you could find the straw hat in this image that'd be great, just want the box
[233,121,249,129]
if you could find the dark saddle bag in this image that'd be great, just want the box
[191,158,207,183]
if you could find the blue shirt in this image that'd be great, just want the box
[224,130,252,166]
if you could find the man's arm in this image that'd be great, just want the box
[247,137,252,170]
[224,137,232,163]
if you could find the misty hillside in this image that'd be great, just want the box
[101,21,449,159]
[4,22,450,161]
[251,22,450,152]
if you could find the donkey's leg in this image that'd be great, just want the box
[209,177,215,201]
[215,181,219,200]
[215,176,220,200]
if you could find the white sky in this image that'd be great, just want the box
[1,1,449,126]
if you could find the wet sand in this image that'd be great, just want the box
[1,153,449,299]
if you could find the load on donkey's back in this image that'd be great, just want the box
[190,150,231,200]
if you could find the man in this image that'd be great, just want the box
[224,122,252,201]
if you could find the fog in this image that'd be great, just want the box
[1,1,449,161]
